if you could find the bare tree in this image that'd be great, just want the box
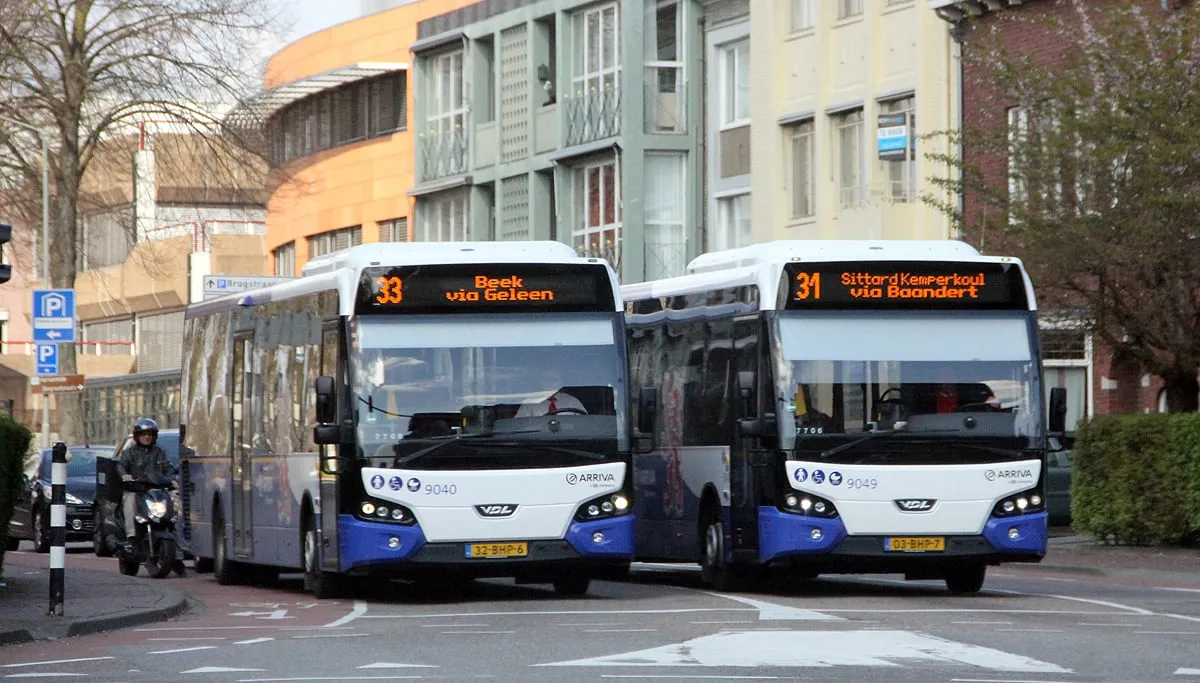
[0,0,285,442]
[925,1,1200,412]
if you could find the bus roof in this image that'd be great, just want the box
[623,240,1036,312]
[188,241,622,318]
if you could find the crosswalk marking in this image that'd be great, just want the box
[537,630,1072,673]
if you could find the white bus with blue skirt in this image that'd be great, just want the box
[623,240,1068,593]
[180,241,635,597]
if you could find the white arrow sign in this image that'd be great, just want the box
[228,609,292,620]
[46,330,62,339]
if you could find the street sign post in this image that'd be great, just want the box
[35,343,58,375]
[32,289,76,343]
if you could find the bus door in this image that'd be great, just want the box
[231,333,255,557]
[318,323,341,573]
[729,317,760,558]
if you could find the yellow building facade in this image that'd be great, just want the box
[748,0,957,242]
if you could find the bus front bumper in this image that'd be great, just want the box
[336,514,634,577]
[758,507,1047,568]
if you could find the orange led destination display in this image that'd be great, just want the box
[357,263,615,314]
[780,261,1027,310]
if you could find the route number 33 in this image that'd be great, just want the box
[376,276,403,304]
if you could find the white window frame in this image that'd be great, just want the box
[420,190,469,242]
[574,157,622,269]
[273,241,295,277]
[790,0,815,33]
[835,109,865,208]
[788,120,816,219]
[718,39,750,129]
[644,0,684,133]
[643,152,686,279]
[838,0,863,19]
[712,192,751,251]
[429,50,467,138]
[574,3,621,99]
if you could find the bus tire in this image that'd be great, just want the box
[700,507,739,592]
[212,513,242,586]
[304,518,342,599]
[553,575,590,596]
[945,563,986,594]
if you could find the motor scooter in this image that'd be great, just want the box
[110,471,181,579]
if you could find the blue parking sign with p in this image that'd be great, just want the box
[35,343,58,375]
[32,289,76,343]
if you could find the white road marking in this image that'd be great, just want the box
[997,629,1064,633]
[952,621,1014,625]
[705,593,842,621]
[439,631,516,635]
[536,630,1072,672]
[229,609,292,620]
[363,608,757,618]
[137,626,263,631]
[239,677,424,682]
[1176,668,1200,676]
[5,675,88,679]
[234,638,275,645]
[1166,614,1200,624]
[582,629,658,633]
[1159,587,1200,593]
[1075,623,1142,627]
[291,633,369,639]
[148,637,228,641]
[1043,594,1154,615]
[324,600,368,628]
[601,676,785,680]
[358,663,438,669]
[2,657,113,669]
[182,667,267,674]
[691,620,755,625]
[950,680,1091,683]
[149,646,218,654]
[417,623,490,628]
[1136,631,1199,635]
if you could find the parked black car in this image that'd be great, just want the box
[93,429,181,557]
[6,445,116,552]
[1046,432,1074,525]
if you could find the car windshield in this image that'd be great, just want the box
[353,314,628,468]
[40,448,112,478]
[773,312,1044,452]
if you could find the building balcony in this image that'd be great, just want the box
[418,128,469,182]
[564,88,621,147]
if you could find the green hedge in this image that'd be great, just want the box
[0,417,33,576]
[1072,412,1200,545]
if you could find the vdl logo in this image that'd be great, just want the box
[475,504,518,518]
[895,499,937,513]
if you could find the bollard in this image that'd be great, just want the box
[48,441,67,616]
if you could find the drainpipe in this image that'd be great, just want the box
[949,19,967,242]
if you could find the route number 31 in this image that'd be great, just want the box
[795,272,821,300]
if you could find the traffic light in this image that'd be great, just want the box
[0,222,11,285]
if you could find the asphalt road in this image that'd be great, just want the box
[2,550,1199,682]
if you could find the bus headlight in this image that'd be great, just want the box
[575,492,632,522]
[992,487,1045,518]
[780,492,838,518]
[357,498,416,526]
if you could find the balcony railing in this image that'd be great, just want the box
[419,128,469,182]
[142,220,266,253]
[643,240,687,281]
[564,88,622,147]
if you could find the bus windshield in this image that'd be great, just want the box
[773,312,1043,452]
[352,314,628,468]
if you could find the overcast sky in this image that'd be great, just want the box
[286,1,359,41]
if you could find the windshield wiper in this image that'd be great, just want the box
[391,430,542,467]
[358,395,413,418]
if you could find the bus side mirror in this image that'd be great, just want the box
[637,387,658,434]
[315,376,336,425]
[738,413,777,438]
[737,371,754,400]
[1048,387,1068,434]
[313,424,340,446]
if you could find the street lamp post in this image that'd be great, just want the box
[1,114,53,448]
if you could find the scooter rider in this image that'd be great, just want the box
[119,418,184,574]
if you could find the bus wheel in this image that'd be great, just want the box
[304,521,341,599]
[213,515,242,586]
[553,575,590,596]
[701,512,739,592]
[945,564,986,594]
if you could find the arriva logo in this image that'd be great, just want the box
[474,504,518,518]
[566,472,616,485]
[988,468,1034,480]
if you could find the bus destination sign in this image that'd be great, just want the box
[357,263,616,314]
[779,261,1028,310]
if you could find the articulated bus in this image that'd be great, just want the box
[623,240,1068,593]
[181,242,634,597]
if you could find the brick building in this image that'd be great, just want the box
[931,0,1192,424]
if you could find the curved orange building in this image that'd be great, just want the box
[236,1,478,275]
